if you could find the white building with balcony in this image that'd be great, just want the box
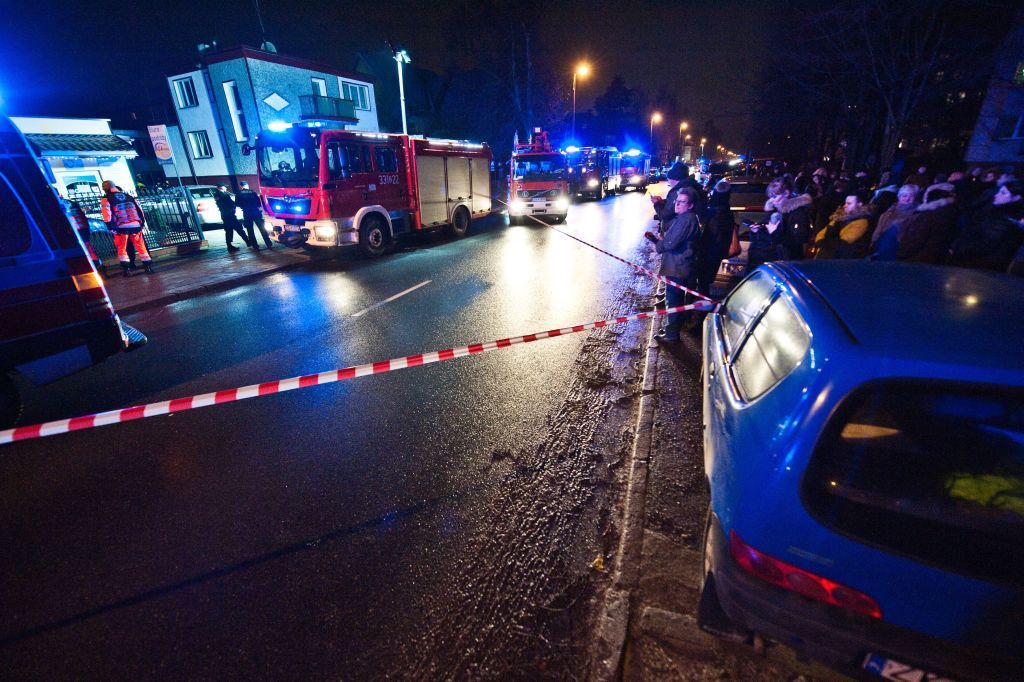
[163,45,378,187]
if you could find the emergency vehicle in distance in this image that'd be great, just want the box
[618,149,652,193]
[250,122,492,257]
[507,128,570,224]
[0,113,146,427]
[566,146,621,201]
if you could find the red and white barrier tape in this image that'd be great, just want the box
[496,197,715,302]
[1,301,712,446]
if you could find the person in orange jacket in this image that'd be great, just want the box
[101,180,153,277]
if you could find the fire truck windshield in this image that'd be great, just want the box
[258,142,321,188]
[513,154,566,181]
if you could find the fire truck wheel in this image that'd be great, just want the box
[0,373,23,430]
[446,206,471,238]
[358,216,389,258]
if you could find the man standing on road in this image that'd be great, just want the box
[101,180,153,277]
[214,184,249,252]
[647,187,702,344]
[235,180,273,250]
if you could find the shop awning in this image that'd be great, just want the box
[26,133,138,158]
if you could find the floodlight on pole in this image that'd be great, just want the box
[394,48,411,135]
[572,63,590,141]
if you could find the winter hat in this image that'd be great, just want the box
[666,163,689,181]
[714,179,731,193]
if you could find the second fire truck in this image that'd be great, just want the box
[251,122,492,257]
[507,128,570,224]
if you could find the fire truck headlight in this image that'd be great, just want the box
[314,223,337,240]
[554,197,570,211]
[631,174,643,184]
[272,202,286,212]
[587,178,599,188]
[509,199,526,214]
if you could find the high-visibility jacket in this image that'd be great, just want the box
[101,191,145,232]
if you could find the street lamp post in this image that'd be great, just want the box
[650,111,662,147]
[678,121,688,157]
[700,137,707,159]
[572,63,590,141]
[394,49,411,135]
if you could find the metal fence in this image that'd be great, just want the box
[72,187,205,261]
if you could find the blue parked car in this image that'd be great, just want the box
[699,260,1024,681]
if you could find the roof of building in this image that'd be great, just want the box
[25,133,138,157]
[195,45,375,84]
[783,260,1024,371]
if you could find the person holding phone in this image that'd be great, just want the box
[646,187,702,344]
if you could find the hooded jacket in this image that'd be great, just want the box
[814,205,874,260]
[897,184,957,264]
[766,193,813,259]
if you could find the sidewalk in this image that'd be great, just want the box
[102,243,310,315]
[594,325,846,680]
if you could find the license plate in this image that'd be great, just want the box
[862,653,956,682]
[284,225,301,232]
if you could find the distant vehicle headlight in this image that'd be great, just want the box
[587,178,599,188]
[554,197,570,211]
[509,199,526,214]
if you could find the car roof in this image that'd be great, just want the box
[780,261,1024,370]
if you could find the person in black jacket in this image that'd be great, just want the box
[235,180,273,250]
[214,184,249,251]
[949,180,1024,272]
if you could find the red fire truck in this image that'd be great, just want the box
[251,123,492,257]
[618,149,652,193]
[566,146,621,201]
[507,128,570,224]
[0,114,145,427]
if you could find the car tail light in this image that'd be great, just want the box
[729,530,882,619]
[66,256,115,320]
[196,204,208,211]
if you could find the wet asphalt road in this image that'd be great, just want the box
[0,188,665,679]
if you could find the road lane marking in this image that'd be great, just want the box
[351,280,432,318]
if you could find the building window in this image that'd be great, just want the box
[222,81,250,142]
[312,77,328,97]
[342,81,371,111]
[188,130,213,159]
[173,77,198,108]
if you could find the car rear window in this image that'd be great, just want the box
[731,294,810,400]
[802,382,1024,586]
[190,188,215,198]
[721,270,774,355]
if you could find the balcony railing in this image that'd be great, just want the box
[299,95,356,121]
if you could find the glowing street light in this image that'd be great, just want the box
[700,137,707,157]
[650,111,663,145]
[572,63,590,141]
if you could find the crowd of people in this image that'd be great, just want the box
[645,161,1024,343]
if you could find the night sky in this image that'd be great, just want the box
[1,0,771,145]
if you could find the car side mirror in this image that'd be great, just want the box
[241,143,253,156]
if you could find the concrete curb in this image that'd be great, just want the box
[590,317,661,681]
[112,259,306,316]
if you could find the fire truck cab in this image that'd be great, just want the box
[253,123,492,258]
[618,149,652,193]
[0,114,145,427]
[566,146,621,201]
[507,128,570,225]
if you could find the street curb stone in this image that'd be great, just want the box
[113,259,305,316]
[589,319,661,681]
